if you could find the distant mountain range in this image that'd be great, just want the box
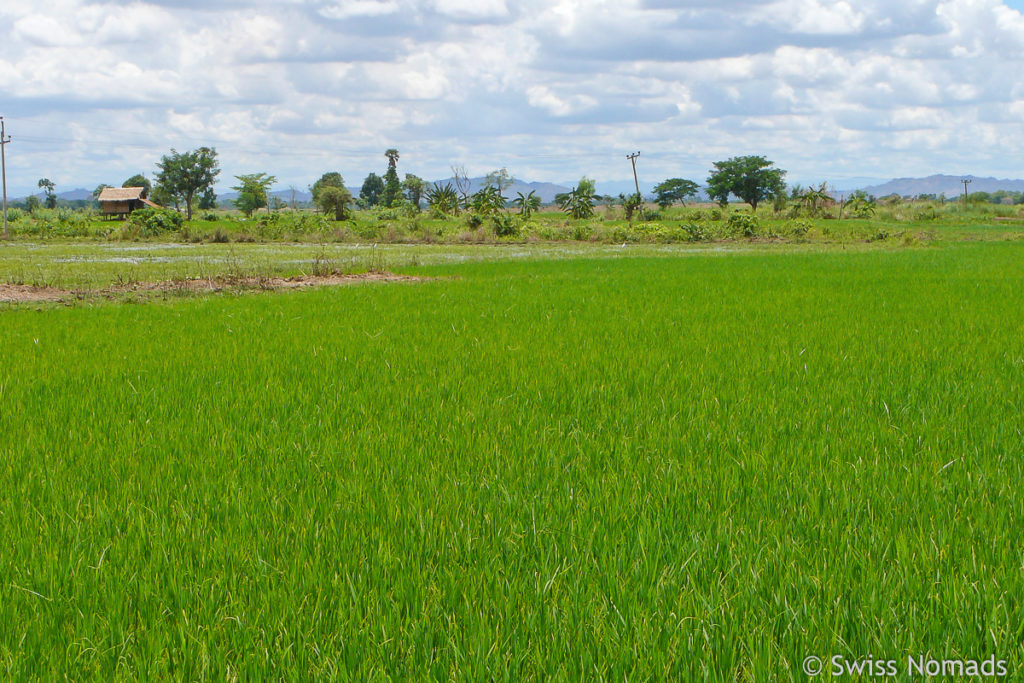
[12,173,1024,206]
[852,174,1024,198]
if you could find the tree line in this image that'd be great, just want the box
[27,148,1012,220]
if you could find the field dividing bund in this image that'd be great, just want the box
[1,242,1023,680]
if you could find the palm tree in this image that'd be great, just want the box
[426,182,460,216]
[559,182,597,219]
[385,148,400,170]
[513,190,540,217]
[470,185,507,215]
[797,182,831,217]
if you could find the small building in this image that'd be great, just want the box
[97,187,161,217]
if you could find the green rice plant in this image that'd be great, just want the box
[2,243,1023,680]
[2,243,1024,679]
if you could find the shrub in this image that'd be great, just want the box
[5,208,23,223]
[375,207,402,221]
[492,214,521,237]
[788,220,812,237]
[727,212,759,237]
[465,214,485,229]
[681,223,709,241]
[571,223,593,241]
[127,208,184,237]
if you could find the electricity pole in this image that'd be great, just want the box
[961,177,972,209]
[1,117,10,239]
[626,151,641,197]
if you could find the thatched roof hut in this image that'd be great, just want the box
[97,187,161,216]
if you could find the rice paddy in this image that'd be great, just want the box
[1,240,1022,680]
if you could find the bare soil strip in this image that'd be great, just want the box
[0,271,425,304]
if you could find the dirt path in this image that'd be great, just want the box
[0,271,425,304]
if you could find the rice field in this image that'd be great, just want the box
[1,241,1022,680]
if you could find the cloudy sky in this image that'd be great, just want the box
[2,0,1024,195]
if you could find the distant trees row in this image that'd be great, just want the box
[29,148,1024,220]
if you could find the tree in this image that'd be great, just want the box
[154,147,220,219]
[705,156,786,211]
[24,195,41,214]
[360,173,384,207]
[311,172,345,205]
[317,185,353,220]
[620,192,643,221]
[450,165,471,207]
[426,182,460,216]
[382,148,402,207]
[232,172,277,217]
[558,177,598,219]
[845,190,876,218]
[470,185,507,215]
[150,184,177,211]
[796,182,831,217]
[484,168,514,194]
[122,174,151,198]
[653,178,700,208]
[403,174,426,210]
[38,178,57,209]
[198,188,218,211]
[513,190,541,217]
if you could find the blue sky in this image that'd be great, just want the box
[2,0,1024,195]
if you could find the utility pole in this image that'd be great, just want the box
[961,178,972,209]
[1,117,10,239]
[626,152,641,197]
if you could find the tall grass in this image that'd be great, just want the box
[1,243,1022,679]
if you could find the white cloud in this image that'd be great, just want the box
[3,0,1024,194]
[319,0,401,19]
[432,0,509,20]
[526,85,597,116]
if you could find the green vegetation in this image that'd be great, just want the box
[231,172,277,217]
[37,178,57,209]
[123,174,152,196]
[1,242,1023,679]
[153,147,220,219]
[556,177,598,219]
[706,155,786,211]
[3,196,1024,246]
[360,172,385,208]
[653,177,700,207]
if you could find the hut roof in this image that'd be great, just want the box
[98,187,146,201]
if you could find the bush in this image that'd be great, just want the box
[727,212,759,237]
[492,214,521,237]
[571,223,593,241]
[788,220,812,238]
[681,223,709,241]
[127,208,184,237]
[913,205,939,221]
[4,208,23,223]
[465,214,485,229]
